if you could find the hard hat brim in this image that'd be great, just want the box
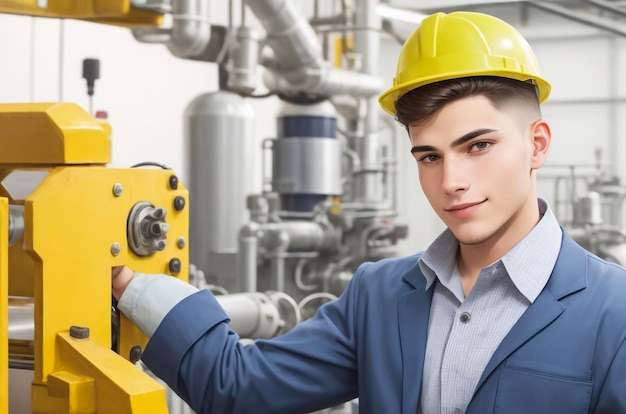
[378,71,552,117]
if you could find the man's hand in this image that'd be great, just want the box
[112,266,135,301]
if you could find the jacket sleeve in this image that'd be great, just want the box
[593,338,626,413]
[141,263,371,414]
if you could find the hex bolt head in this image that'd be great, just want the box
[111,242,121,256]
[169,175,179,190]
[169,258,182,274]
[69,325,90,339]
[176,237,186,249]
[112,183,123,197]
[129,345,143,364]
[174,196,186,211]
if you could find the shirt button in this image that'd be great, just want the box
[460,312,471,323]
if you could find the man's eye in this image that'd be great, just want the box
[419,154,440,163]
[471,141,491,151]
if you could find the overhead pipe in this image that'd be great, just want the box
[131,0,211,58]
[244,0,384,98]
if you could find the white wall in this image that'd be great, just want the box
[2,4,626,256]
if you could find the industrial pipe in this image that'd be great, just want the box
[238,222,260,293]
[245,0,383,98]
[261,221,336,252]
[7,287,297,369]
[131,0,211,58]
[215,292,284,339]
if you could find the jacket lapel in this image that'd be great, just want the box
[473,231,587,394]
[399,265,433,414]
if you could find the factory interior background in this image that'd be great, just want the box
[3,0,626,413]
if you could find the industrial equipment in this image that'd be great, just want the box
[5,1,626,413]
[2,102,188,413]
[1,0,406,413]
[546,149,626,266]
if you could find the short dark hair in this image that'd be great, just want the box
[394,76,541,129]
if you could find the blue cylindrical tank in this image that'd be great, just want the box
[273,100,341,212]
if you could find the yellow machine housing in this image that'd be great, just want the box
[0,0,163,27]
[0,102,189,413]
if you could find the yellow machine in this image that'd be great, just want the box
[1,102,189,413]
[0,1,193,412]
[0,0,163,26]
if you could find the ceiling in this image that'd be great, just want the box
[386,0,626,37]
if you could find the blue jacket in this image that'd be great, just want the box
[142,232,626,413]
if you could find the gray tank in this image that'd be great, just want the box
[184,90,254,286]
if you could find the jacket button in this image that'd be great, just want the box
[460,312,471,323]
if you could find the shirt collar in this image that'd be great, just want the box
[418,199,562,303]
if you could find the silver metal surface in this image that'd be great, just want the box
[573,191,603,225]
[132,0,212,58]
[127,202,169,256]
[9,297,34,341]
[215,292,284,339]
[185,91,254,282]
[238,223,260,293]
[227,26,261,94]
[246,0,383,98]
[8,204,24,246]
[272,138,342,195]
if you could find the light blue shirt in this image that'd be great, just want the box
[118,273,198,337]
[418,199,562,413]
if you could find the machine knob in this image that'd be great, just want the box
[127,201,170,256]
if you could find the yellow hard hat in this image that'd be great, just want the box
[378,11,552,116]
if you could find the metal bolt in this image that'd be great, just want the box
[169,258,182,274]
[176,237,186,248]
[112,183,123,197]
[150,207,167,220]
[150,222,169,236]
[169,175,179,190]
[111,242,121,256]
[174,196,186,211]
[69,325,90,339]
[154,240,167,251]
[129,345,142,364]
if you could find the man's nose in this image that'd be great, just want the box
[442,159,470,195]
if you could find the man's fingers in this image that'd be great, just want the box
[112,266,135,300]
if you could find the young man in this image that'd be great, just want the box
[113,11,626,414]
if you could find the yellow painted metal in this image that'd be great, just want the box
[0,0,163,27]
[0,103,111,166]
[333,36,354,68]
[25,165,188,413]
[46,370,96,413]
[0,197,8,414]
[0,104,188,412]
[31,332,168,413]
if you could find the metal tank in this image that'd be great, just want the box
[272,100,342,212]
[184,90,254,290]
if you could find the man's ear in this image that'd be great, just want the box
[530,120,551,170]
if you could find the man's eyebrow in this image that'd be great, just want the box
[410,128,497,154]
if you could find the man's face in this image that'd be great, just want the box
[408,95,546,249]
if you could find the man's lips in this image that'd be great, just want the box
[445,200,486,218]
